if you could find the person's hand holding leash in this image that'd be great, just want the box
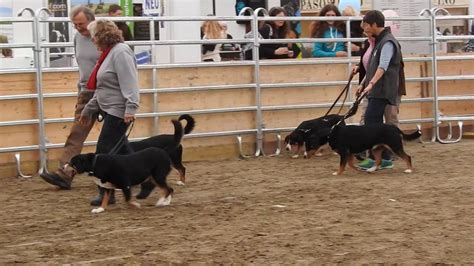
[124,113,135,124]
[362,81,375,95]
[352,65,360,75]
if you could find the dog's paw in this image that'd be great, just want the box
[366,166,377,173]
[291,154,299,159]
[176,180,185,186]
[332,171,339,176]
[91,207,105,214]
[315,152,323,157]
[156,195,172,207]
[129,201,141,208]
[404,169,413,174]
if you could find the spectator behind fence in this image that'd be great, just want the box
[201,20,226,62]
[259,6,294,59]
[463,23,474,52]
[241,9,266,60]
[310,4,347,57]
[108,4,134,42]
[40,6,100,191]
[219,21,241,61]
[219,21,238,50]
[342,5,363,56]
[80,19,139,206]
[0,34,13,58]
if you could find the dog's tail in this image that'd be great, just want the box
[399,128,422,141]
[171,119,184,146]
[179,114,195,135]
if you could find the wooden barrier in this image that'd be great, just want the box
[0,57,472,178]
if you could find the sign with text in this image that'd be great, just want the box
[373,0,430,55]
[143,0,161,16]
[433,0,469,7]
[301,0,373,12]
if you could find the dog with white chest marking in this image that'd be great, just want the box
[284,114,344,158]
[69,119,183,214]
[306,123,421,175]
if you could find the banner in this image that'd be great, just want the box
[71,0,119,15]
[0,0,13,43]
[301,0,372,12]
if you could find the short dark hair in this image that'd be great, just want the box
[363,10,385,27]
[108,4,123,14]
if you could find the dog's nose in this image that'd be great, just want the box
[285,143,291,151]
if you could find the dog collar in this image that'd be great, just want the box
[88,154,99,176]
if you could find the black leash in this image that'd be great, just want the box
[108,120,135,155]
[342,91,367,120]
[324,73,355,117]
[89,120,135,176]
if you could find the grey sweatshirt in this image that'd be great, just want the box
[74,33,100,91]
[82,43,140,119]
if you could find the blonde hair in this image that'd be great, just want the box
[202,20,223,39]
[87,19,123,49]
[342,6,357,16]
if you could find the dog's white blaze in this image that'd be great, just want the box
[176,180,185,186]
[91,207,105,214]
[404,169,413,173]
[285,143,291,151]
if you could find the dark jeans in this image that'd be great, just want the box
[96,113,133,155]
[364,98,391,160]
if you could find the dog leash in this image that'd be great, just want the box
[342,91,368,120]
[88,120,135,176]
[108,120,135,155]
[324,72,355,117]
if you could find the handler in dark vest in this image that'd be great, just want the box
[358,10,402,169]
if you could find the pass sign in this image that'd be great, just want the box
[143,0,161,16]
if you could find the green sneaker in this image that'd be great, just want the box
[379,159,394,170]
[358,158,375,170]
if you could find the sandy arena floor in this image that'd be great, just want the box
[1,140,474,264]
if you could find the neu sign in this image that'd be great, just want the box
[143,0,161,16]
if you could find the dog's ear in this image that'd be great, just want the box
[284,134,290,144]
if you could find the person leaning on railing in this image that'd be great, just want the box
[259,6,295,59]
[0,34,13,58]
[201,20,226,62]
[463,23,474,52]
[310,4,347,58]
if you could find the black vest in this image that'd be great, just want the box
[364,28,401,105]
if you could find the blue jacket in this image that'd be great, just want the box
[312,27,345,57]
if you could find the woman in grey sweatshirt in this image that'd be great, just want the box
[80,19,140,206]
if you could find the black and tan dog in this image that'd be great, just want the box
[131,114,195,187]
[284,114,344,158]
[307,123,421,175]
[70,119,184,213]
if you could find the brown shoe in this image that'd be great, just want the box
[40,172,72,190]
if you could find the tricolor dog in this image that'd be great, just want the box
[307,123,421,175]
[284,114,344,158]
